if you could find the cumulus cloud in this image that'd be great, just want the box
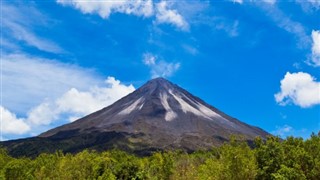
[2,53,103,114]
[275,72,320,108]
[27,102,57,126]
[55,77,135,122]
[2,51,135,139]
[310,30,320,66]
[27,76,135,125]
[143,53,180,78]
[155,1,189,31]
[1,106,30,135]
[57,0,153,18]
[1,76,135,139]
[56,0,188,31]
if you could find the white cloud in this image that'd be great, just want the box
[2,53,104,114]
[1,3,64,53]
[27,76,135,125]
[155,1,189,31]
[215,19,239,37]
[192,14,239,37]
[262,0,276,4]
[56,0,188,31]
[55,77,135,122]
[0,106,30,135]
[57,88,106,116]
[232,0,276,4]
[27,102,58,126]
[143,53,156,65]
[297,0,320,12]
[143,53,180,78]
[272,125,309,138]
[275,72,320,108]
[272,125,293,137]
[1,76,135,138]
[307,0,320,7]
[232,0,243,4]
[57,0,154,18]
[311,30,320,66]
[182,44,199,55]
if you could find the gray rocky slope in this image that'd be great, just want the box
[40,78,270,150]
[2,78,270,156]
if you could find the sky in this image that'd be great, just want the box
[1,0,319,141]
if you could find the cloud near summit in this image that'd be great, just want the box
[143,53,180,78]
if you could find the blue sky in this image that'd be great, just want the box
[1,0,319,140]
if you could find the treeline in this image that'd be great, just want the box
[1,133,320,180]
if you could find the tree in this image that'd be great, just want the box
[219,138,257,180]
[145,151,175,180]
[304,132,320,179]
[255,136,284,180]
[0,148,12,179]
[3,158,34,180]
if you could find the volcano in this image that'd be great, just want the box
[2,78,270,157]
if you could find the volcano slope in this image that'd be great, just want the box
[1,78,270,157]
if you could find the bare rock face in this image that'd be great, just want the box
[2,78,270,157]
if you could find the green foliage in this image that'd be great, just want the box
[3,158,33,180]
[219,138,257,180]
[255,136,285,179]
[1,132,320,179]
[0,148,12,179]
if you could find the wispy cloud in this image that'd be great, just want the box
[272,124,293,137]
[1,2,64,54]
[213,19,239,37]
[143,53,180,78]
[272,125,308,138]
[232,0,243,4]
[275,72,320,108]
[309,30,320,66]
[305,0,320,8]
[232,0,276,5]
[182,44,199,55]
[190,14,240,37]
[259,4,310,48]
[297,0,320,12]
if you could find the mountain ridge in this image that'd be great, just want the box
[1,77,270,157]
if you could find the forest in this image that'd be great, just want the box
[1,133,320,180]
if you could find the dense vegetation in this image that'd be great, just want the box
[1,133,320,180]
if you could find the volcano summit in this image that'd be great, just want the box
[2,78,270,156]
